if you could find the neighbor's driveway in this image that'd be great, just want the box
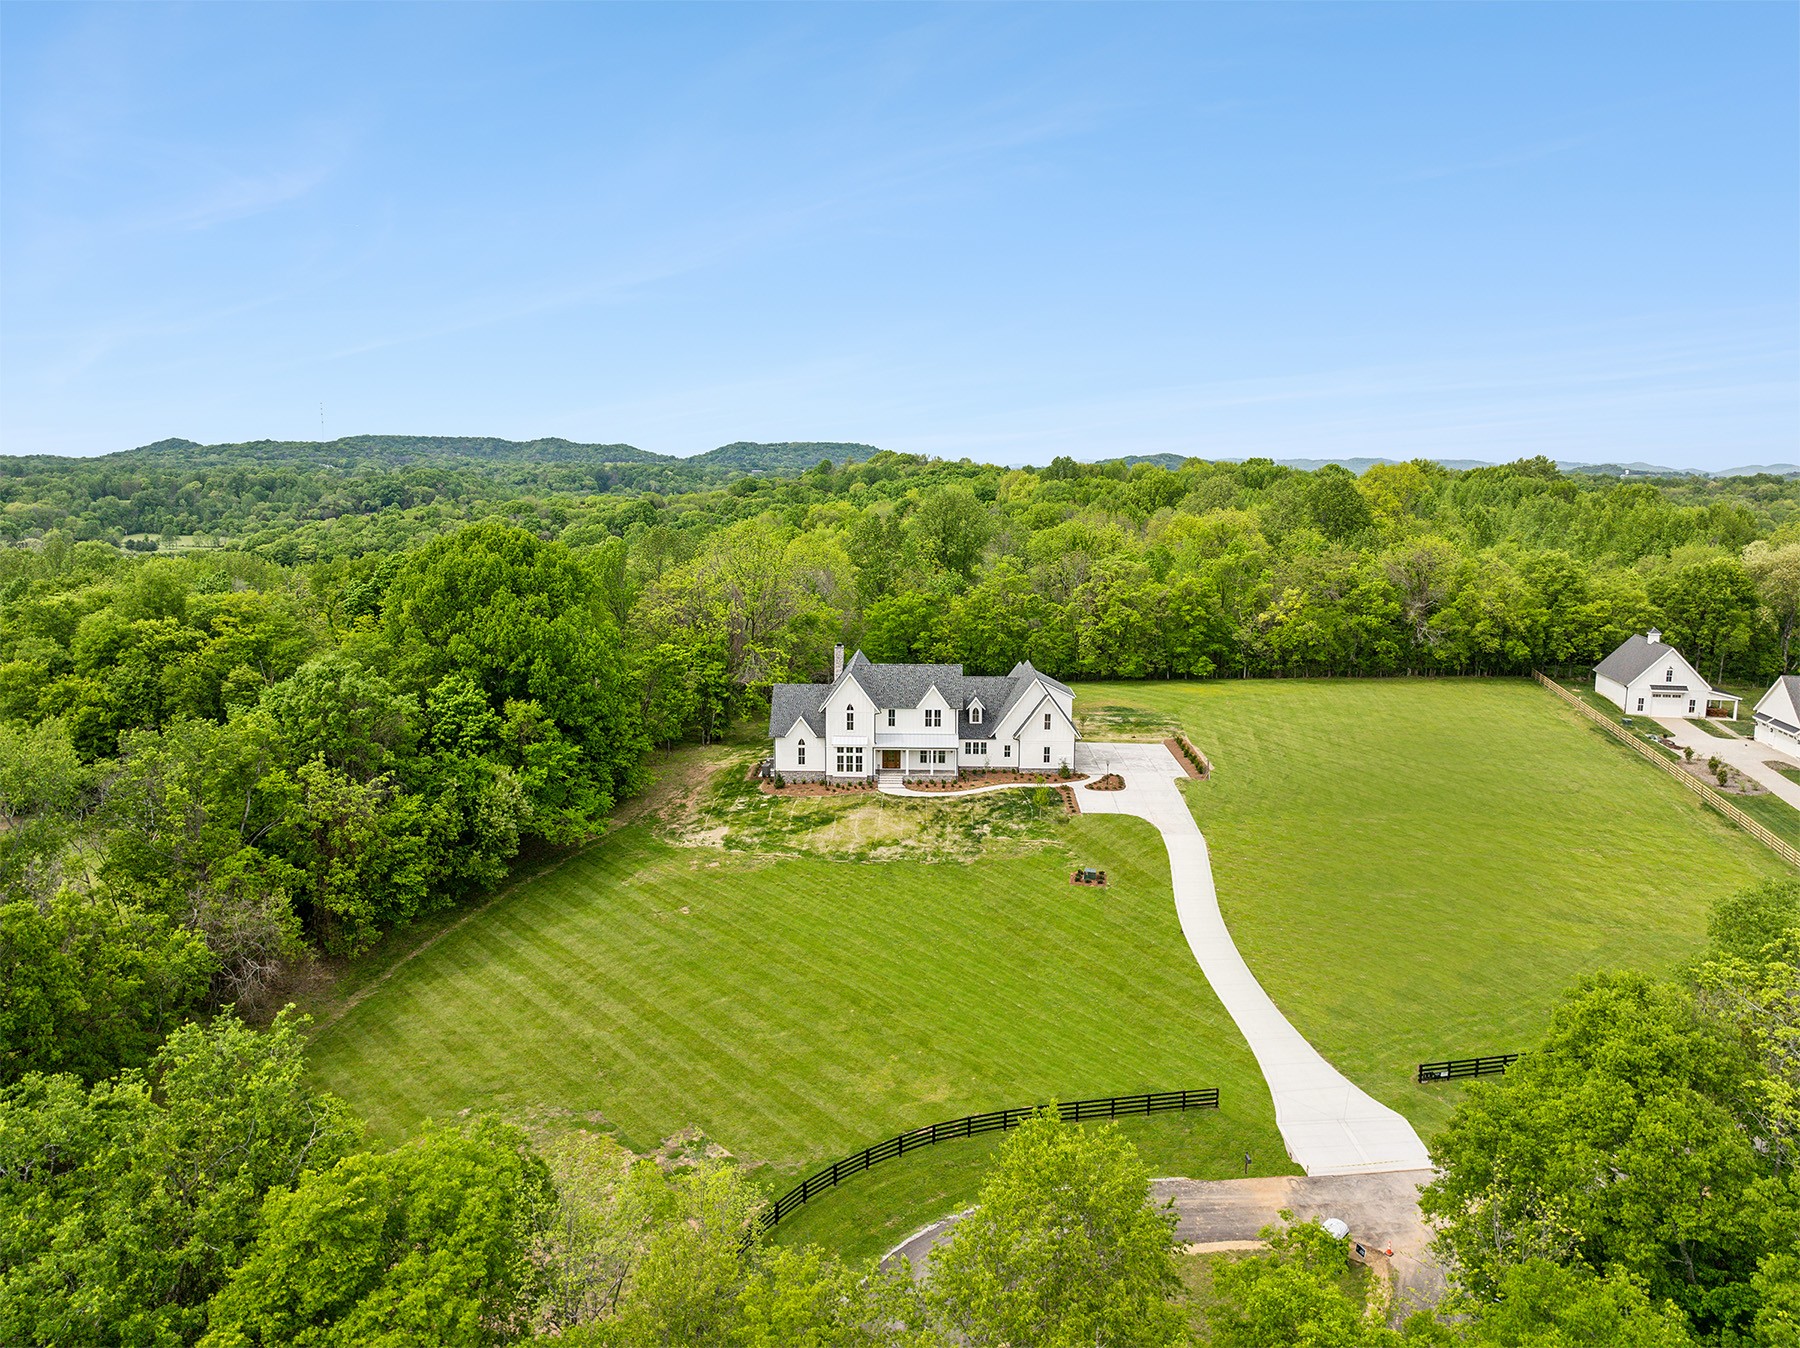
[1654,719,1800,810]
[1074,741,1432,1177]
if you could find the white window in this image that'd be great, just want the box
[845,706,855,731]
[1043,746,1052,763]
[835,747,864,774]
[917,751,929,765]
[969,705,982,724]
[887,709,895,727]
[796,740,806,765]
[932,749,948,765]
[1637,698,1645,711]
[924,708,942,728]
[1689,700,1696,714]
[1666,667,1674,682]
[964,741,987,756]
[1043,712,1052,730]
[1003,745,1011,759]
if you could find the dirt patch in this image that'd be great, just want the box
[652,1127,736,1173]
[1087,773,1126,791]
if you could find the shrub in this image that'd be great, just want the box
[772,773,784,790]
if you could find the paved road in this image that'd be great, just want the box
[1074,741,1432,1177]
[883,1169,1444,1314]
[1655,718,1800,809]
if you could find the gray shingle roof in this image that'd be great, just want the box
[1594,634,1681,686]
[837,657,967,711]
[768,651,1076,741]
[768,683,826,737]
[1011,660,1073,698]
[959,676,1017,737]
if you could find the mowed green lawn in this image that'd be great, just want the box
[1076,677,1784,1134]
[303,808,1289,1259]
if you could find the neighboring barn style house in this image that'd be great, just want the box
[1593,629,1741,720]
[1752,677,1800,756]
[768,647,1078,782]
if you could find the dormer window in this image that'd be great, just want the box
[969,705,982,725]
[845,706,855,731]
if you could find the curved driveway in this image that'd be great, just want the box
[1075,741,1431,1176]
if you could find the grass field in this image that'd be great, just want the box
[1075,677,1782,1134]
[1544,677,1800,849]
[302,675,1785,1260]
[302,781,1291,1261]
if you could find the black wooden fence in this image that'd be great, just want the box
[758,1088,1219,1232]
[1417,1054,1518,1083]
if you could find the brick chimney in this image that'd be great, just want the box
[833,644,845,680]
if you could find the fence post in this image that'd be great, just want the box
[757,1087,1220,1230]
[1532,672,1800,868]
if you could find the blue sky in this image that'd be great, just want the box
[2,3,1795,468]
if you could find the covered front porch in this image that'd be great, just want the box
[875,731,959,778]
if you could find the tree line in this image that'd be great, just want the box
[3,877,1792,1344]
[8,453,1800,1089]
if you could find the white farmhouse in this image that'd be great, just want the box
[1752,677,1800,756]
[768,646,1078,782]
[1593,629,1740,720]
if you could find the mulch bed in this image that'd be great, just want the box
[904,771,1088,792]
[757,779,877,798]
[1087,773,1126,791]
[1675,758,1767,796]
[1165,737,1208,780]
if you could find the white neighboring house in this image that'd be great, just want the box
[1593,628,1741,721]
[768,647,1078,782]
[1752,677,1800,757]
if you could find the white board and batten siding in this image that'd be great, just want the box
[1001,688,1078,771]
[1592,629,1736,721]
[766,651,1078,781]
[1754,676,1800,758]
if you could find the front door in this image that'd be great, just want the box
[880,749,901,770]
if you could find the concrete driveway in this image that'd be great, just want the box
[1654,719,1800,809]
[1074,741,1431,1177]
[882,1168,1444,1314]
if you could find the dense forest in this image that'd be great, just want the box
[2,442,1799,1342]
[7,446,1800,1034]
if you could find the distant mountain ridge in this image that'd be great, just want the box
[108,435,882,475]
[689,441,883,471]
[33,435,1790,481]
